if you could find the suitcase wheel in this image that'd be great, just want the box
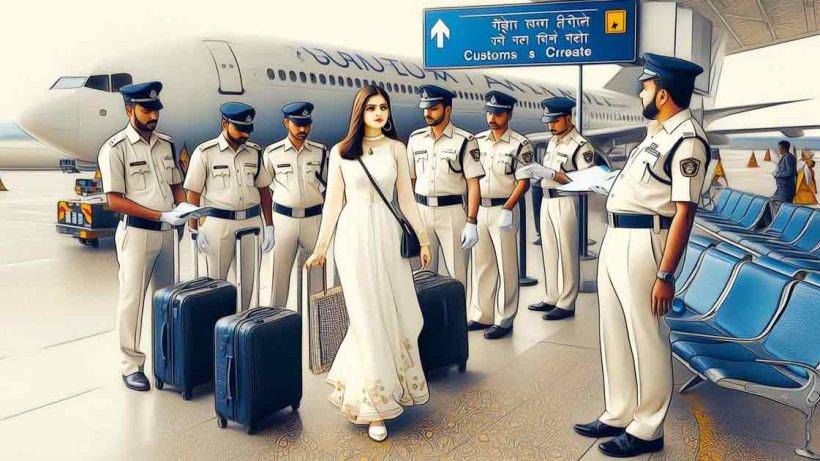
[155,379,164,390]
[291,401,301,411]
[182,389,193,401]
[458,362,467,373]
[217,416,227,429]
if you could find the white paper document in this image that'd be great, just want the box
[556,166,621,192]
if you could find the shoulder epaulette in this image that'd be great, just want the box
[155,132,173,143]
[245,141,261,151]
[452,126,475,140]
[306,140,327,150]
[475,130,489,139]
[410,128,427,137]
[106,131,126,148]
[265,139,287,153]
[198,138,220,150]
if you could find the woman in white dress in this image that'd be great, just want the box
[304,85,433,442]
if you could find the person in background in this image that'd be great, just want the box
[773,140,797,203]
[794,150,818,205]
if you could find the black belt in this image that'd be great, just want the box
[608,213,673,229]
[124,216,171,231]
[415,193,463,207]
[273,203,322,218]
[206,205,261,220]
[480,197,507,207]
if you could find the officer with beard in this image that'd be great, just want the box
[406,85,484,290]
[97,81,192,391]
[263,102,327,308]
[468,90,533,340]
[184,103,275,311]
[574,54,708,458]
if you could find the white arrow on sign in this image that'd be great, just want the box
[430,19,450,49]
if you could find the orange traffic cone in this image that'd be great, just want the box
[763,149,772,162]
[0,175,7,191]
[178,143,190,174]
[747,152,759,168]
[94,169,102,179]
[714,159,725,179]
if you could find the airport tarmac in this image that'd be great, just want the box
[0,155,815,460]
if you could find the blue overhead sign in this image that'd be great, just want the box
[423,0,638,69]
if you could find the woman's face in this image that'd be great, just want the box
[363,94,390,130]
[802,151,813,161]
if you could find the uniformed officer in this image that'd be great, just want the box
[264,102,327,308]
[184,103,275,310]
[528,97,595,320]
[98,81,191,391]
[573,54,708,458]
[468,91,533,340]
[407,84,484,289]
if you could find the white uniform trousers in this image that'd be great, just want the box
[114,221,174,375]
[270,212,321,308]
[539,195,579,310]
[199,216,263,311]
[597,226,673,441]
[418,203,469,289]
[468,205,520,328]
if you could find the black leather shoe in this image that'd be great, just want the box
[123,372,150,391]
[483,325,512,339]
[573,420,625,438]
[467,321,492,331]
[598,433,663,457]
[528,301,556,312]
[544,308,575,321]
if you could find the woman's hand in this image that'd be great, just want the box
[419,245,432,269]
[304,253,326,270]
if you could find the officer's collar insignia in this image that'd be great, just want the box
[680,158,701,177]
[149,90,158,99]
[302,109,309,116]
[245,115,253,123]
[490,96,497,105]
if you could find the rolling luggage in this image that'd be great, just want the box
[414,270,469,373]
[152,231,237,400]
[214,227,302,434]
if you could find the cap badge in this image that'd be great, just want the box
[421,90,428,99]
[149,90,158,99]
[490,95,497,105]
[245,115,252,123]
[302,109,309,116]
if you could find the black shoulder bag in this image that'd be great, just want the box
[356,157,421,258]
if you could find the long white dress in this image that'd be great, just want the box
[313,134,431,424]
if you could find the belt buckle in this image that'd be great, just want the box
[652,215,661,234]
[428,196,439,207]
[292,208,306,218]
[236,210,248,220]
[160,222,172,231]
[607,212,615,227]
[481,198,490,207]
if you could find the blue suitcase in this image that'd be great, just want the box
[214,227,302,434]
[153,232,237,400]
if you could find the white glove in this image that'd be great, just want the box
[499,208,514,231]
[460,223,479,250]
[172,202,200,219]
[261,225,275,254]
[530,163,557,180]
[159,210,186,226]
[195,231,211,255]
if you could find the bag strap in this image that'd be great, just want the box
[356,157,406,227]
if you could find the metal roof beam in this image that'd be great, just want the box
[754,0,777,39]
[704,0,745,47]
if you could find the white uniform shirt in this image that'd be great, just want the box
[183,134,273,210]
[98,124,182,212]
[263,138,327,209]
[607,109,709,217]
[540,127,595,189]
[406,122,485,196]
[475,128,534,198]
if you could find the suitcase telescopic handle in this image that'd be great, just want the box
[234,227,262,312]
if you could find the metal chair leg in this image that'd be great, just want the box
[796,406,820,459]
[679,375,704,393]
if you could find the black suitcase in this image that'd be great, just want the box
[153,231,237,400]
[414,270,469,373]
[214,227,302,434]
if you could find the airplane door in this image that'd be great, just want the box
[203,40,244,95]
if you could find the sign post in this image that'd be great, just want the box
[423,0,638,288]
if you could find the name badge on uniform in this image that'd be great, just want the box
[213,165,229,170]
[243,163,256,168]
[307,161,320,166]
[441,148,456,154]
[129,161,147,167]
[414,150,427,155]
[163,156,172,161]
[276,163,291,168]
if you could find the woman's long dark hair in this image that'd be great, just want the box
[338,85,400,160]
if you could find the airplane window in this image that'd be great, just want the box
[310,73,317,84]
[363,79,370,86]
[111,73,133,91]
[267,69,275,80]
[51,76,87,89]
[329,75,336,86]
[299,72,307,83]
[347,77,354,87]
[278,70,286,80]
[84,74,110,92]
[379,82,385,89]
[355,78,361,87]
[386,82,393,91]
[319,74,326,85]
[400,84,406,93]
[289,71,297,82]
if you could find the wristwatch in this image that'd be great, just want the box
[656,271,676,284]
[466,216,477,224]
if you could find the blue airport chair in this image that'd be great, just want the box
[690,235,720,248]
[698,190,744,221]
[734,207,813,245]
[697,193,753,225]
[675,239,715,294]
[782,258,820,273]
[719,203,796,243]
[667,247,747,320]
[698,196,769,233]
[698,188,737,217]
[755,255,807,278]
[671,276,820,459]
[742,212,820,257]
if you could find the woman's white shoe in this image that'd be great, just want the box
[368,423,388,442]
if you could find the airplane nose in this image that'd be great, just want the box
[17,92,79,155]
